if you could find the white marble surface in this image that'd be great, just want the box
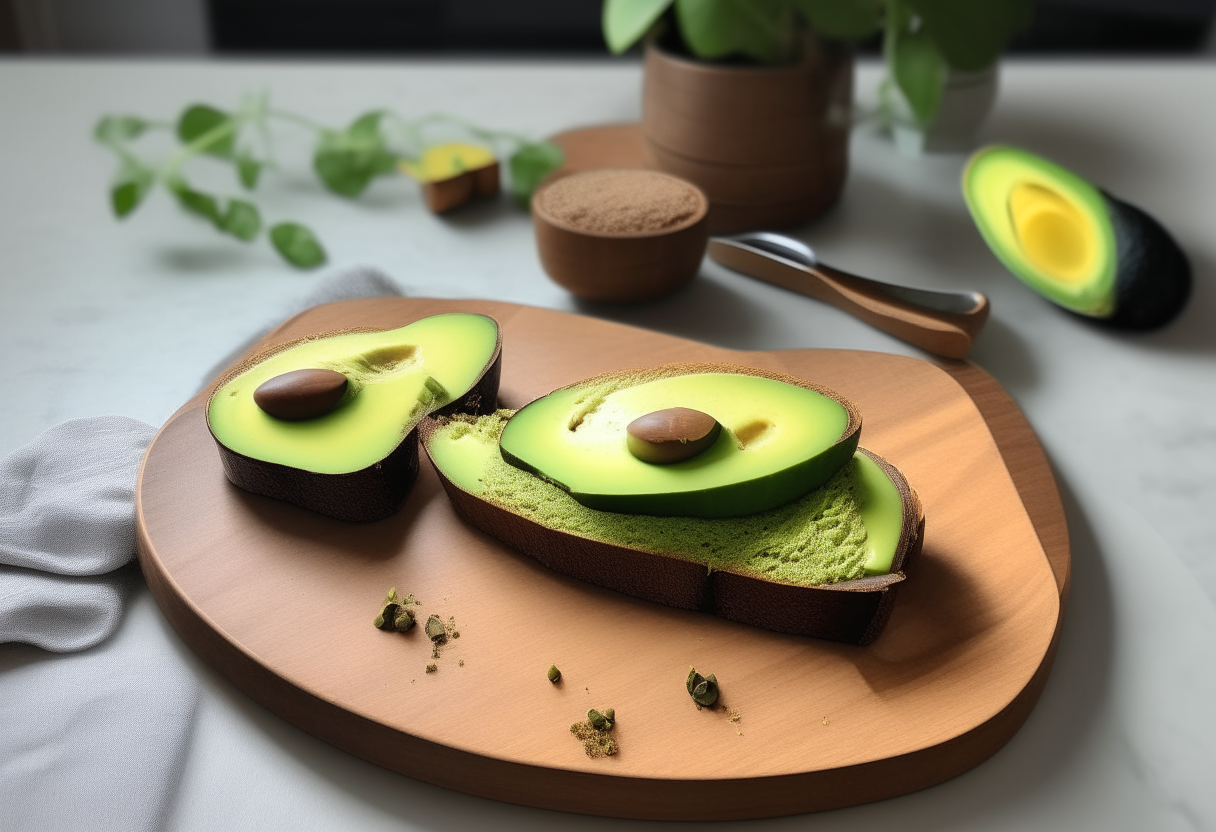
[1,57,1215,830]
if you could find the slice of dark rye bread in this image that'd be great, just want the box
[207,321,502,523]
[419,365,923,645]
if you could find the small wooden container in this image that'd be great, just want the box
[532,168,709,303]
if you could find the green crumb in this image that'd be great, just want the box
[548,664,562,683]
[458,659,464,667]
[686,666,720,707]
[570,709,618,758]
[429,412,873,586]
[425,615,447,642]
[373,587,417,632]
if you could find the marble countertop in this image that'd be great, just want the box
[1,57,1215,830]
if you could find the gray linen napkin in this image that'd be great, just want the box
[0,265,403,831]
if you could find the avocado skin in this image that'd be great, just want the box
[210,323,502,523]
[1100,193,1192,330]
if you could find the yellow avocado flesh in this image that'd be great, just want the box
[429,413,903,579]
[208,314,498,475]
[498,373,855,518]
[1008,183,1098,282]
[963,146,1116,316]
[400,143,495,182]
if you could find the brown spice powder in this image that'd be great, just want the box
[538,169,704,235]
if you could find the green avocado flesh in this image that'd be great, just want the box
[428,412,904,583]
[208,314,498,474]
[964,145,1117,317]
[498,372,857,518]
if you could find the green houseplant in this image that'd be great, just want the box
[605,0,1032,135]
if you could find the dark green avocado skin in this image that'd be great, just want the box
[1100,193,1192,331]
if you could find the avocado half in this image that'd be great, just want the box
[498,365,861,518]
[207,313,501,522]
[420,364,923,644]
[963,145,1191,330]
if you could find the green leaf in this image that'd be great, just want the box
[312,112,398,198]
[177,104,236,158]
[674,0,792,64]
[270,222,327,269]
[94,115,148,145]
[168,180,222,225]
[791,0,882,41]
[508,141,565,209]
[237,153,262,190]
[347,110,385,139]
[889,19,948,126]
[218,199,261,241]
[907,0,1033,71]
[110,161,154,218]
[603,0,673,53]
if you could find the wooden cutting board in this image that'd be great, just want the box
[135,298,1068,821]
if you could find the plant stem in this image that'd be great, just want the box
[268,108,326,132]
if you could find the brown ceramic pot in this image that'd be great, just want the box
[532,169,709,303]
[642,37,853,232]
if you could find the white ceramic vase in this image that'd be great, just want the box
[890,63,999,156]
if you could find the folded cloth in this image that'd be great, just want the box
[0,417,154,651]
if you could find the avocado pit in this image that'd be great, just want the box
[626,407,721,464]
[253,368,348,421]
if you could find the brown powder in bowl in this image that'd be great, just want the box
[537,169,705,235]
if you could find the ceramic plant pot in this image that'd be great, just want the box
[642,37,853,233]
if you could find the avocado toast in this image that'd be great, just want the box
[421,364,922,644]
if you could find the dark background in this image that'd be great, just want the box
[2,0,1215,55]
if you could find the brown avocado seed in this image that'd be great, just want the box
[626,407,721,464]
[253,368,348,421]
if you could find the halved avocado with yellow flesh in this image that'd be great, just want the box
[963,145,1190,329]
[497,365,861,518]
[419,386,922,644]
[207,313,501,522]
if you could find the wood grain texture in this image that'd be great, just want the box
[135,298,1069,821]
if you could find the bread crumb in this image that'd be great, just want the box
[570,716,618,758]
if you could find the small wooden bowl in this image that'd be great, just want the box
[532,168,709,303]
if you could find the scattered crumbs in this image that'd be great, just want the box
[570,715,618,759]
[726,707,743,736]
[585,686,590,694]
[822,716,829,726]
[426,662,437,673]
[458,659,465,667]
